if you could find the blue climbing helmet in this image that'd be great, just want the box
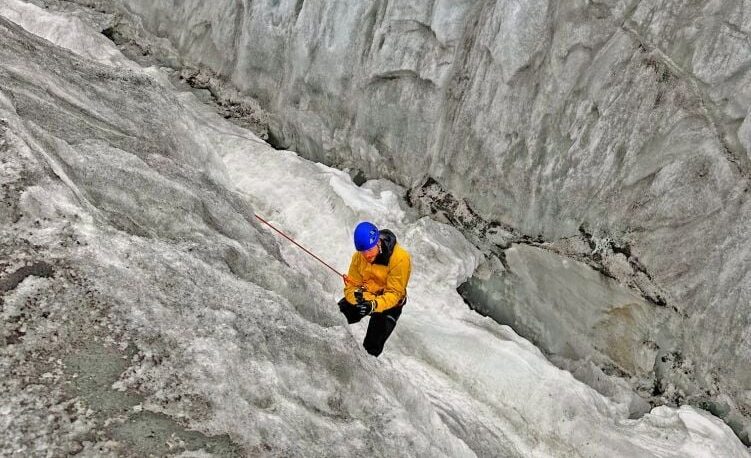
[353,221,380,251]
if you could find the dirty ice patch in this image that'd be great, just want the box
[0,0,137,69]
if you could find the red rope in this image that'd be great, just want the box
[254,214,356,285]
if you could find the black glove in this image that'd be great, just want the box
[355,300,375,317]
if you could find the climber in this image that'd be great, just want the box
[338,221,412,357]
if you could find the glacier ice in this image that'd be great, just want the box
[0,1,748,456]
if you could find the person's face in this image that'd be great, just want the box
[360,243,380,263]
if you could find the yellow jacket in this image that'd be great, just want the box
[343,230,411,313]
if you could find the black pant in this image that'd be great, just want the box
[338,298,403,357]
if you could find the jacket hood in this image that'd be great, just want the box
[374,229,397,266]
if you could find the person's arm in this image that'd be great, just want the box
[343,253,364,304]
[372,255,411,313]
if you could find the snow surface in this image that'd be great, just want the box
[1,1,748,456]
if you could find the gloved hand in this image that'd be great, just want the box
[355,300,375,317]
[354,288,364,304]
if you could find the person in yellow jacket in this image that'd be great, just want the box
[338,221,411,357]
